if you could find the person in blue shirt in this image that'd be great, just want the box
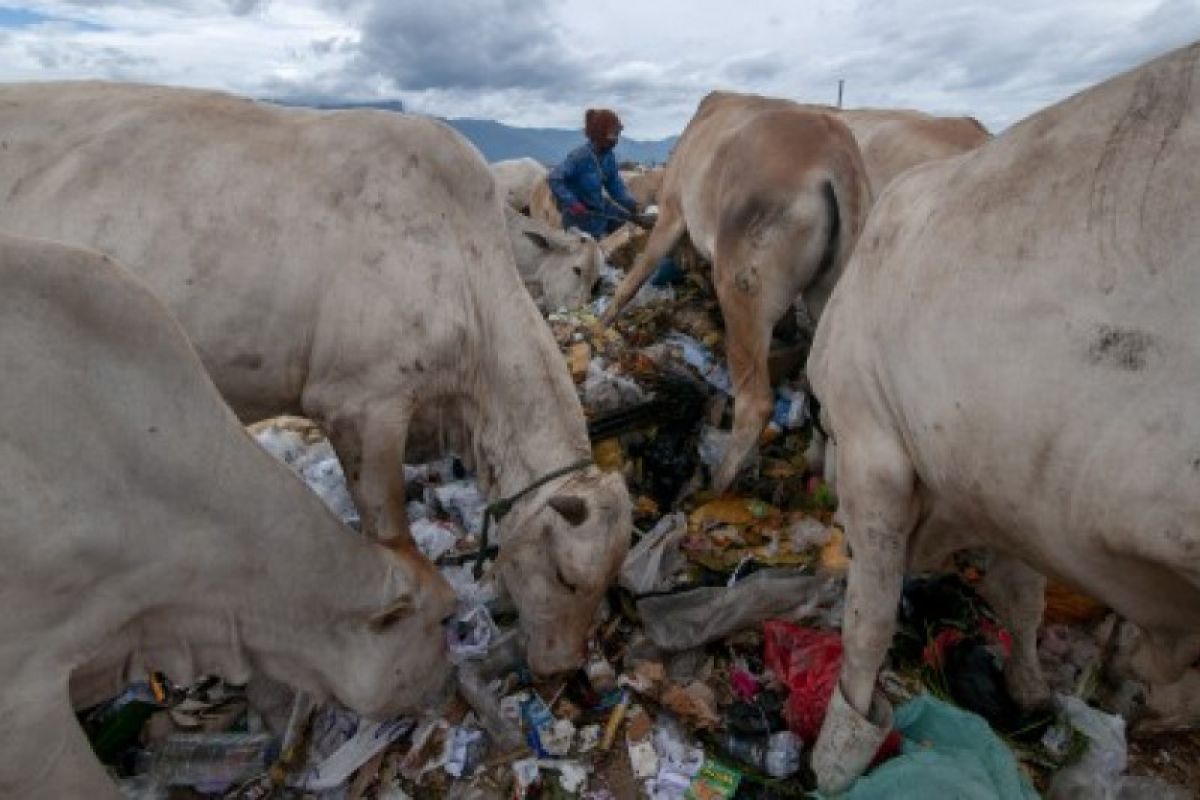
[548,108,641,239]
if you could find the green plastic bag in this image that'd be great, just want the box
[841,695,1038,799]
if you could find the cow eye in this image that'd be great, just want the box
[573,266,582,276]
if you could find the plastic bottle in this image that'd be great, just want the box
[718,730,802,778]
[139,732,276,792]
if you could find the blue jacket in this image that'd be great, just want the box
[548,143,639,238]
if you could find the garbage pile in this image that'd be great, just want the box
[88,226,1196,798]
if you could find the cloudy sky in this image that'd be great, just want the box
[0,0,1195,138]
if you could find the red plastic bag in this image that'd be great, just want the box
[762,620,901,761]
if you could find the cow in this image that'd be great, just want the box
[529,175,564,229]
[806,42,1200,793]
[0,81,631,676]
[0,233,458,799]
[622,166,667,208]
[490,157,548,214]
[836,109,991,196]
[600,91,872,492]
[502,204,602,311]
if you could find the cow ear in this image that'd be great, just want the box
[367,593,414,632]
[548,494,589,526]
[523,230,552,250]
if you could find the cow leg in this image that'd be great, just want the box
[600,201,686,325]
[812,429,916,794]
[1,677,121,800]
[321,399,414,545]
[976,552,1051,709]
[710,257,798,493]
[1138,667,1200,734]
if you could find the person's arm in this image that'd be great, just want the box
[603,153,639,214]
[548,149,586,212]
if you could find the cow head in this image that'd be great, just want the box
[280,540,458,719]
[496,468,631,675]
[522,227,603,311]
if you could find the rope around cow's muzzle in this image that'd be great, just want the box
[472,458,594,579]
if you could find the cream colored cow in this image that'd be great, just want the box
[602,91,872,492]
[0,81,631,675]
[808,42,1200,792]
[0,233,456,799]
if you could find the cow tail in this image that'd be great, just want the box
[817,152,871,285]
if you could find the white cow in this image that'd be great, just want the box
[0,81,631,675]
[601,91,872,492]
[836,109,990,196]
[491,157,548,213]
[503,205,602,311]
[0,233,457,799]
[807,42,1200,792]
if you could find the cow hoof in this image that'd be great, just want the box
[812,682,893,795]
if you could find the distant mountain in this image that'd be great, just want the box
[261,98,677,166]
[266,98,407,114]
[443,118,678,166]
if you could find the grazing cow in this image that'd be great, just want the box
[622,166,667,208]
[0,81,631,675]
[502,205,602,311]
[490,157,548,213]
[601,91,872,492]
[529,175,563,229]
[837,109,991,195]
[0,233,457,799]
[807,42,1200,792]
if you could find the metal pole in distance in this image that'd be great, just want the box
[837,79,845,108]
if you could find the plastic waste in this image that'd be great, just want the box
[429,481,488,539]
[581,361,648,414]
[762,385,809,439]
[762,622,845,744]
[289,713,412,791]
[637,569,842,651]
[116,775,168,800]
[839,695,1038,800]
[138,732,275,793]
[628,736,660,780]
[456,664,525,754]
[717,730,802,778]
[619,513,688,595]
[253,426,361,527]
[447,604,499,661]
[444,726,487,778]
[684,759,741,800]
[411,517,461,562]
[1046,694,1136,799]
[85,682,161,764]
[666,333,732,395]
[586,652,619,694]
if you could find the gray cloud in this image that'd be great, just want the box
[829,0,1200,129]
[351,0,580,92]
[26,40,155,76]
[225,0,268,14]
[2,0,1194,137]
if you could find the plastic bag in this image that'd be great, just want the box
[411,518,461,562]
[1047,694,1134,799]
[762,622,845,744]
[620,513,688,595]
[637,570,840,651]
[841,695,1039,800]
